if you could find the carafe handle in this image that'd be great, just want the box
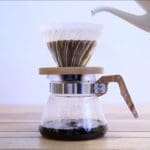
[96,75,138,118]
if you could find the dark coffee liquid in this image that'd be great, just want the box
[47,40,96,67]
[39,119,107,140]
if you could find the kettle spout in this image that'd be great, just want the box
[92,7,150,32]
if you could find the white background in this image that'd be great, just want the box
[0,1,149,107]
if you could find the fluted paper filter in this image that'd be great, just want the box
[42,23,102,67]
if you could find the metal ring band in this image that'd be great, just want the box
[50,82,107,94]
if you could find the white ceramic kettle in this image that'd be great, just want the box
[92,0,150,32]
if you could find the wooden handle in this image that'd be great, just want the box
[96,75,138,118]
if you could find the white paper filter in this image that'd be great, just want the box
[41,23,103,67]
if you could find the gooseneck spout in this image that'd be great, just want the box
[92,7,150,32]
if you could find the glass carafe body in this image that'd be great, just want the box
[39,75,108,140]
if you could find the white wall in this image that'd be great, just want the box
[0,1,149,106]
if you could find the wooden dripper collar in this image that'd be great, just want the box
[39,67,104,75]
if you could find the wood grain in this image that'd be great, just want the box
[0,138,150,150]
[0,105,149,149]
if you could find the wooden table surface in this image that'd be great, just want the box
[0,105,150,150]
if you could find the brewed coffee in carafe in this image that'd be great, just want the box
[39,23,138,140]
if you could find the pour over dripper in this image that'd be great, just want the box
[39,22,138,140]
[41,23,103,67]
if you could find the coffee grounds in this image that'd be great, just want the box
[39,119,107,140]
[47,40,96,67]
